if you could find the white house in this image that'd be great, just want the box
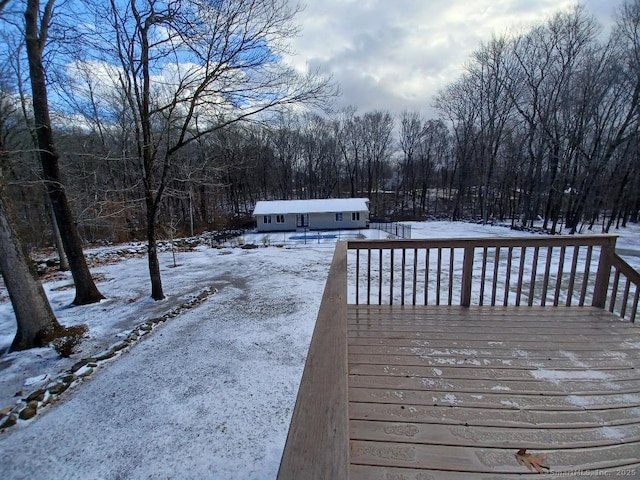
[253,198,370,232]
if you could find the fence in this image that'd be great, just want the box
[369,221,412,239]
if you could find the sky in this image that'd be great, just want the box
[285,0,620,119]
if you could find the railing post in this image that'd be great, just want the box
[461,246,474,307]
[592,237,616,309]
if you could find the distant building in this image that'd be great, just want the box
[253,198,370,232]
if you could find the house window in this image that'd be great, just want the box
[352,212,360,221]
[276,215,285,223]
[263,215,272,224]
[335,212,343,221]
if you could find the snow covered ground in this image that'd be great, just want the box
[0,221,638,479]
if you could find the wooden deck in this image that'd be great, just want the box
[278,236,640,479]
[348,305,640,478]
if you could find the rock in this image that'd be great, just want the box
[76,367,93,378]
[26,389,46,402]
[0,407,12,417]
[47,383,69,395]
[0,414,17,428]
[70,359,90,372]
[27,400,39,410]
[94,350,116,361]
[19,407,37,420]
[111,341,127,352]
[60,374,75,384]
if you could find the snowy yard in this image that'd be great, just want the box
[0,221,638,479]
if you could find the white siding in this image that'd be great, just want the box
[253,198,369,231]
[309,211,367,230]
[256,214,297,232]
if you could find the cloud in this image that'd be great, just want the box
[286,0,618,118]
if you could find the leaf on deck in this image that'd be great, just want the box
[515,448,550,473]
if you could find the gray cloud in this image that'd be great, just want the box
[287,0,618,119]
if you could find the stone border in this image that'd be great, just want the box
[0,286,217,430]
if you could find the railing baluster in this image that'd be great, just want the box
[566,246,580,307]
[609,269,620,313]
[516,246,526,307]
[554,246,566,307]
[355,249,360,305]
[541,246,553,306]
[491,247,500,306]
[378,248,382,305]
[390,249,394,306]
[579,246,593,307]
[401,249,406,306]
[448,248,455,305]
[632,288,639,323]
[480,247,488,306]
[528,247,539,306]
[504,246,513,306]
[620,279,631,319]
[436,248,442,306]
[366,249,371,305]
[424,249,430,305]
[412,248,418,306]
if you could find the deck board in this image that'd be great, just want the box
[347,305,640,477]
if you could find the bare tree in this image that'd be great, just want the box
[360,110,394,212]
[74,0,334,299]
[0,177,63,351]
[0,66,62,351]
[397,110,423,216]
[24,0,103,304]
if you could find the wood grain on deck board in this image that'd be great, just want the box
[347,305,640,476]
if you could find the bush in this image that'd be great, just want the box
[38,324,89,358]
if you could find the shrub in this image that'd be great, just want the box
[38,324,89,358]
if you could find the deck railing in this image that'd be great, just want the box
[278,235,640,480]
[348,235,639,322]
[277,242,349,480]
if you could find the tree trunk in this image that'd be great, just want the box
[47,193,69,271]
[24,0,104,305]
[0,179,61,352]
[146,205,164,300]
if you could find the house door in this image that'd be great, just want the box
[296,214,309,228]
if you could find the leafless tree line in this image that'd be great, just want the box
[0,0,333,349]
[435,3,640,233]
[2,0,640,351]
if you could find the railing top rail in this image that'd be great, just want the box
[277,242,349,479]
[612,253,640,285]
[347,234,618,250]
